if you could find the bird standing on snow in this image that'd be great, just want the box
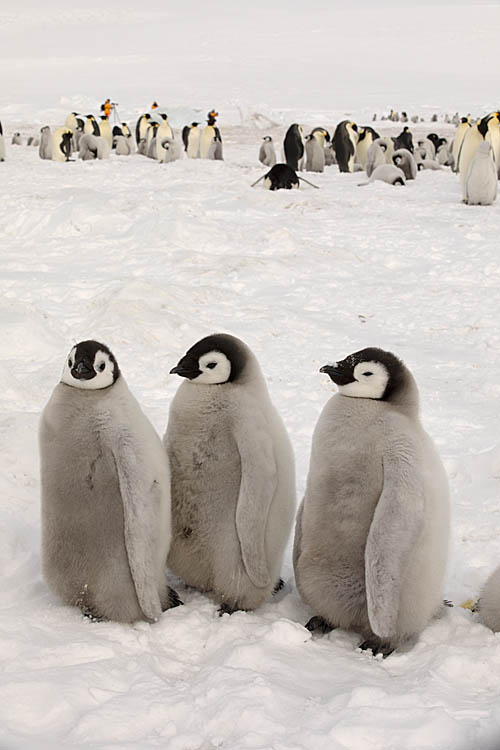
[294,347,450,657]
[165,333,296,614]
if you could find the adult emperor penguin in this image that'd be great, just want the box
[355,126,380,168]
[135,113,151,145]
[0,121,5,161]
[155,114,173,160]
[464,141,497,205]
[305,129,328,172]
[164,333,296,614]
[40,340,180,623]
[200,114,223,159]
[39,126,52,160]
[393,126,414,153]
[392,148,417,180]
[182,122,200,158]
[83,115,100,136]
[332,120,358,172]
[283,123,305,171]
[51,128,73,162]
[65,112,78,131]
[458,113,500,201]
[451,117,470,173]
[99,116,113,148]
[259,135,276,167]
[479,565,500,631]
[293,347,450,657]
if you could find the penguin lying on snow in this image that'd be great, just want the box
[293,347,450,657]
[479,566,500,631]
[358,164,405,186]
[251,163,319,190]
[40,340,181,623]
[464,141,497,205]
[417,159,443,171]
[165,333,296,614]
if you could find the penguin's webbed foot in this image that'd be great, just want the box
[218,602,240,617]
[166,587,183,609]
[305,615,334,634]
[443,599,454,608]
[273,578,285,595]
[358,637,394,659]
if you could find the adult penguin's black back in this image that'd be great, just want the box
[332,121,358,172]
[283,124,304,171]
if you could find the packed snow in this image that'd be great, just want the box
[1,2,500,749]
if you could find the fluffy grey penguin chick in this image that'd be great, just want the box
[293,347,450,657]
[479,565,500,631]
[358,164,405,186]
[40,340,180,623]
[165,333,296,614]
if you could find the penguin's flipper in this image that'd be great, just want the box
[364,430,424,640]
[234,417,277,588]
[112,437,163,623]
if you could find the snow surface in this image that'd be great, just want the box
[2,3,500,750]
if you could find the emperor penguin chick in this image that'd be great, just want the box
[479,565,500,631]
[40,340,179,623]
[165,333,296,614]
[293,347,450,656]
[259,135,276,167]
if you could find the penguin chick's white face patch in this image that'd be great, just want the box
[61,346,116,390]
[337,361,389,399]
[191,351,231,384]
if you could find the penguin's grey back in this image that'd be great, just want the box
[40,376,171,622]
[479,566,500,631]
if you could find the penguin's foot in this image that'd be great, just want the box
[167,587,183,609]
[443,599,454,608]
[358,638,394,659]
[305,615,334,634]
[218,602,241,617]
[273,578,285,595]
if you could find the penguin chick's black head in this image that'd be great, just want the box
[61,340,120,390]
[320,347,407,401]
[170,333,247,384]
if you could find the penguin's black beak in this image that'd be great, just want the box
[72,361,95,380]
[320,364,352,386]
[170,364,201,380]
[320,365,342,376]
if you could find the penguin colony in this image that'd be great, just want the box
[39,331,499,656]
[6,105,496,204]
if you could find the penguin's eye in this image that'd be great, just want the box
[68,359,73,368]
[98,362,105,372]
[206,362,217,369]
[363,372,373,377]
